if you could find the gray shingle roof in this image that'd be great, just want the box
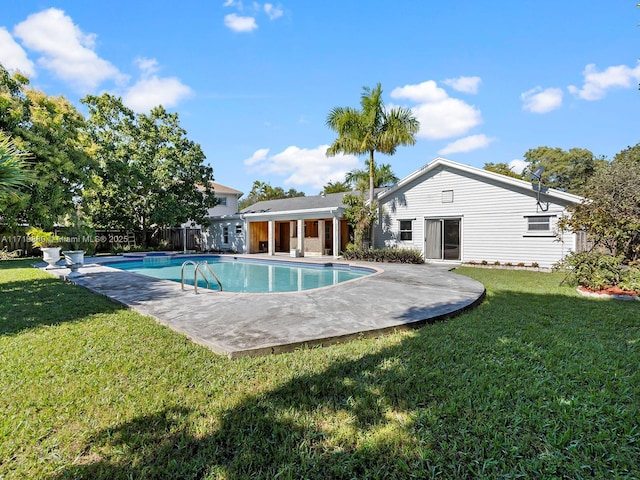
[241,191,350,214]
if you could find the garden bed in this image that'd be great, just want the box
[577,285,639,301]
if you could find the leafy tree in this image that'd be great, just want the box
[82,94,215,244]
[522,146,606,195]
[483,162,522,179]
[343,191,378,250]
[239,180,305,210]
[0,132,31,200]
[326,83,419,242]
[0,63,92,228]
[321,180,351,195]
[345,163,399,190]
[559,143,640,262]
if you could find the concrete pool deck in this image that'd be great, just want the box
[42,255,486,358]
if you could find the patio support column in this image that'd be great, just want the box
[297,219,304,256]
[332,217,340,257]
[318,218,325,255]
[268,220,275,255]
[245,221,252,253]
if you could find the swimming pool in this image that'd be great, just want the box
[107,256,375,293]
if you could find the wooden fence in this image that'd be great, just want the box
[1,227,202,256]
[94,228,202,253]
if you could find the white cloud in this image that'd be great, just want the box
[0,27,35,77]
[123,76,193,112]
[264,3,284,19]
[509,159,527,175]
[412,98,482,139]
[224,13,258,32]
[134,57,159,75]
[568,63,640,101]
[521,86,563,113]
[13,8,125,91]
[391,80,482,139]
[443,76,481,94]
[438,134,495,155]
[244,145,360,191]
[244,148,270,166]
[391,80,448,103]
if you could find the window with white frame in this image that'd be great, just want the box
[399,220,413,241]
[223,226,229,243]
[527,215,551,232]
[235,224,242,235]
[216,197,228,206]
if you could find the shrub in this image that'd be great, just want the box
[557,251,625,290]
[619,265,640,293]
[342,246,424,264]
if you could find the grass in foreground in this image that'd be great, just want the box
[0,260,639,479]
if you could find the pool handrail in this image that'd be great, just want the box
[181,260,223,293]
[198,262,223,292]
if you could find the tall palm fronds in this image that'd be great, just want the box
[0,132,31,200]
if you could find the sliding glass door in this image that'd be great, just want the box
[425,218,460,260]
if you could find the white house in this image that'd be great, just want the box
[374,158,584,268]
[200,182,245,253]
[207,158,584,267]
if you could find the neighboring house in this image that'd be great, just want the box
[196,182,245,252]
[374,158,584,268]
[208,158,584,267]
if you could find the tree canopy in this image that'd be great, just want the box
[321,180,351,195]
[238,180,305,210]
[0,63,92,228]
[321,163,400,195]
[345,163,399,190]
[483,162,522,179]
[560,143,640,262]
[522,146,606,195]
[81,94,215,243]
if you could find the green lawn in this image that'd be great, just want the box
[1,260,638,479]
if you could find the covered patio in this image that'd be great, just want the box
[241,192,353,257]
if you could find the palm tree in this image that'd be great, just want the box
[321,180,351,195]
[345,163,399,190]
[326,84,419,243]
[0,132,31,201]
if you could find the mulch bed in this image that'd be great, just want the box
[577,285,639,300]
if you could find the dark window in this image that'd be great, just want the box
[305,220,318,238]
[399,220,413,241]
[223,226,229,243]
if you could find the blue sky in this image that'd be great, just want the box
[1,1,639,197]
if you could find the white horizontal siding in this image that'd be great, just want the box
[204,219,245,252]
[375,166,577,268]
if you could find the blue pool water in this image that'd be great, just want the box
[107,256,374,293]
